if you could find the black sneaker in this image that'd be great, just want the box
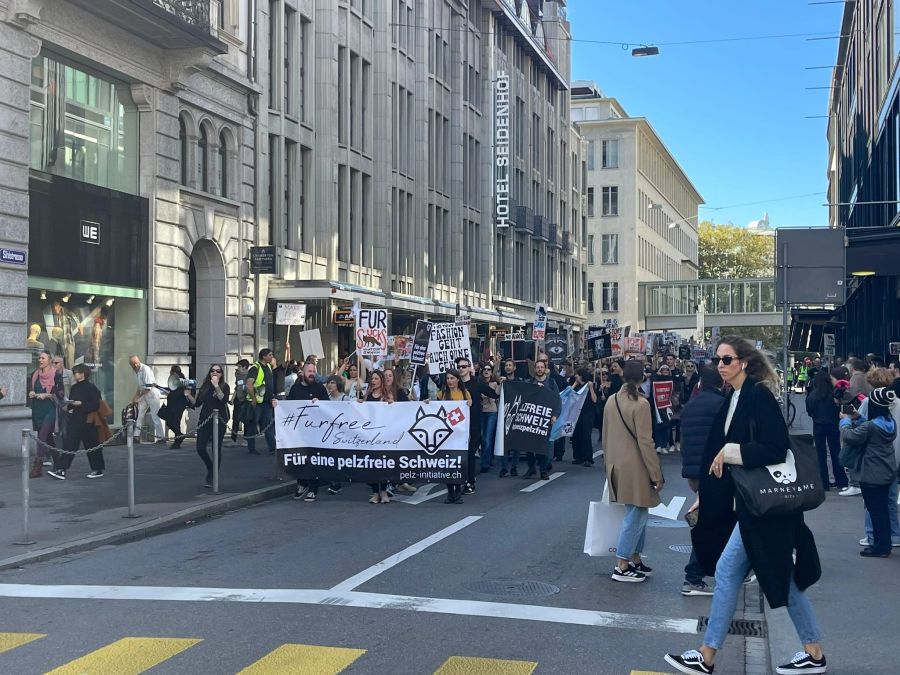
[304,491,317,502]
[498,469,508,478]
[540,471,550,480]
[775,651,826,674]
[860,547,890,558]
[327,485,342,495]
[461,483,475,495]
[664,650,714,674]
[632,560,653,576]
[681,580,714,596]
[293,486,309,500]
[611,565,647,583]
[86,471,104,479]
[47,469,66,480]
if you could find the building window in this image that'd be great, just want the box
[179,116,189,186]
[601,233,618,264]
[197,125,209,191]
[268,0,278,110]
[586,187,594,217]
[284,6,295,115]
[601,139,618,168]
[587,234,595,264]
[601,186,618,216]
[338,46,347,145]
[587,140,594,170]
[587,282,595,312]
[602,282,619,311]
[217,130,228,197]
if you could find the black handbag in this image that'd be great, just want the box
[729,424,825,518]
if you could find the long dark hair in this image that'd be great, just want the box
[621,361,645,401]
[717,335,780,394]
[811,370,832,398]
[440,368,469,400]
[198,364,225,398]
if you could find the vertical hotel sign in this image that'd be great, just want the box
[494,71,510,228]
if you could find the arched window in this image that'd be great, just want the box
[218,130,228,197]
[197,125,209,191]
[179,116,189,185]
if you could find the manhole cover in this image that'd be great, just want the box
[696,617,767,637]
[647,517,688,528]
[669,544,693,554]
[466,580,560,597]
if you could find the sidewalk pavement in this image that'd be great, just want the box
[0,435,294,570]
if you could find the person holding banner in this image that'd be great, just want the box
[571,369,598,466]
[497,358,522,477]
[365,371,393,504]
[456,357,499,491]
[525,359,560,480]
[602,361,665,583]
[436,368,472,503]
[288,362,329,502]
[651,364,676,455]
[478,365,501,474]
[384,368,417,495]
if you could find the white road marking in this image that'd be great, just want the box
[329,515,482,592]
[648,496,687,520]
[392,483,448,505]
[519,472,565,492]
[0,583,698,634]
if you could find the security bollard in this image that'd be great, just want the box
[212,415,220,494]
[14,429,35,546]
[124,421,139,518]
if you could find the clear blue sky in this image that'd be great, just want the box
[568,0,845,229]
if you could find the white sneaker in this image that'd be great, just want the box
[860,536,900,547]
[839,486,861,496]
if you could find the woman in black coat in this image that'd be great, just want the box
[164,365,190,449]
[666,336,825,675]
[188,364,230,488]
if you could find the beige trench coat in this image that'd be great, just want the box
[601,390,663,508]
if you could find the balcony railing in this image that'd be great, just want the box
[514,205,534,234]
[152,0,210,31]
[641,278,777,317]
[548,223,560,248]
[562,230,574,254]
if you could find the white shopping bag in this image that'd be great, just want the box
[583,480,625,557]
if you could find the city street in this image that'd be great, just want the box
[0,451,758,675]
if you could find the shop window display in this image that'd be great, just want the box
[27,289,146,422]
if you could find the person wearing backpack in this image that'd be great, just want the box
[839,387,898,558]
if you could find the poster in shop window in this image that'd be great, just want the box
[494,380,562,456]
[355,308,388,357]
[276,400,468,483]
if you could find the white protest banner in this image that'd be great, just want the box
[428,323,472,375]
[532,304,547,341]
[298,329,324,361]
[275,303,307,326]
[276,400,469,483]
[355,308,388,357]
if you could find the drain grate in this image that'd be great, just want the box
[466,580,560,597]
[696,617,767,637]
[669,544,693,554]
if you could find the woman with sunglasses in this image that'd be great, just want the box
[479,365,500,473]
[666,336,825,675]
[188,364,231,488]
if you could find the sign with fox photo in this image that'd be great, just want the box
[275,401,469,483]
[355,308,388,357]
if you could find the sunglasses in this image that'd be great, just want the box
[711,356,740,366]
[210,368,223,373]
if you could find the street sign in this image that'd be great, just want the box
[249,246,277,274]
[823,333,836,356]
[0,247,27,266]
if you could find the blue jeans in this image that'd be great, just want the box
[481,412,497,468]
[652,419,671,448]
[703,526,821,651]
[864,479,900,544]
[616,505,648,562]
[245,402,276,453]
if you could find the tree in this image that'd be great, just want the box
[698,221,775,279]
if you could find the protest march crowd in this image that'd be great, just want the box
[21,319,900,675]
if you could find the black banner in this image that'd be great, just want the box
[498,380,561,455]
[411,319,432,366]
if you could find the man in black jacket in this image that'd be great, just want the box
[679,365,725,596]
[456,356,499,493]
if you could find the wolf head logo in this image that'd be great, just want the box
[766,449,798,485]
[504,394,523,435]
[408,406,453,455]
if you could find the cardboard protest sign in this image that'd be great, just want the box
[652,380,674,410]
[550,385,588,441]
[391,335,413,360]
[276,401,468,483]
[532,305,547,341]
[410,320,432,366]
[428,323,472,375]
[275,303,307,326]
[355,308,388,357]
[494,380,561,456]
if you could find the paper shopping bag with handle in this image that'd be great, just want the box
[583,480,625,557]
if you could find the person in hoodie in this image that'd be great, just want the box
[840,387,898,557]
[806,370,847,491]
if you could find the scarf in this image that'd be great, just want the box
[32,366,57,393]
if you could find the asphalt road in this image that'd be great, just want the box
[0,449,751,675]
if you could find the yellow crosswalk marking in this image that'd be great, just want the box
[45,637,201,675]
[0,632,45,653]
[237,644,366,675]
[435,656,537,675]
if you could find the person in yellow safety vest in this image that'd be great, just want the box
[797,360,810,392]
[244,348,277,455]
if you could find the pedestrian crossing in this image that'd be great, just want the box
[0,632,673,673]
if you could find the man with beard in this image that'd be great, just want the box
[288,362,328,502]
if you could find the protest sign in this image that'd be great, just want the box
[298,329,324,361]
[410,320,432,366]
[355,308,388,357]
[532,305,547,341]
[276,400,468,483]
[593,333,612,359]
[391,335,413,360]
[494,380,561,456]
[550,385,588,441]
[610,328,624,358]
[652,380,674,411]
[454,314,471,326]
[275,303,306,326]
[428,323,472,375]
[545,335,568,365]
[602,318,619,329]
[624,336,645,355]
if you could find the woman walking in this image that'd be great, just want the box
[602,360,663,582]
[805,370,846,491]
[571,368,598,467]
[47,364,106,480]
[364,370,393,503]
[666,336,826,675]
[479,365,500,473]
[165,365,190,449]
[188,364,230,488]
[437,368,472,504]
[28,350,64,477]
